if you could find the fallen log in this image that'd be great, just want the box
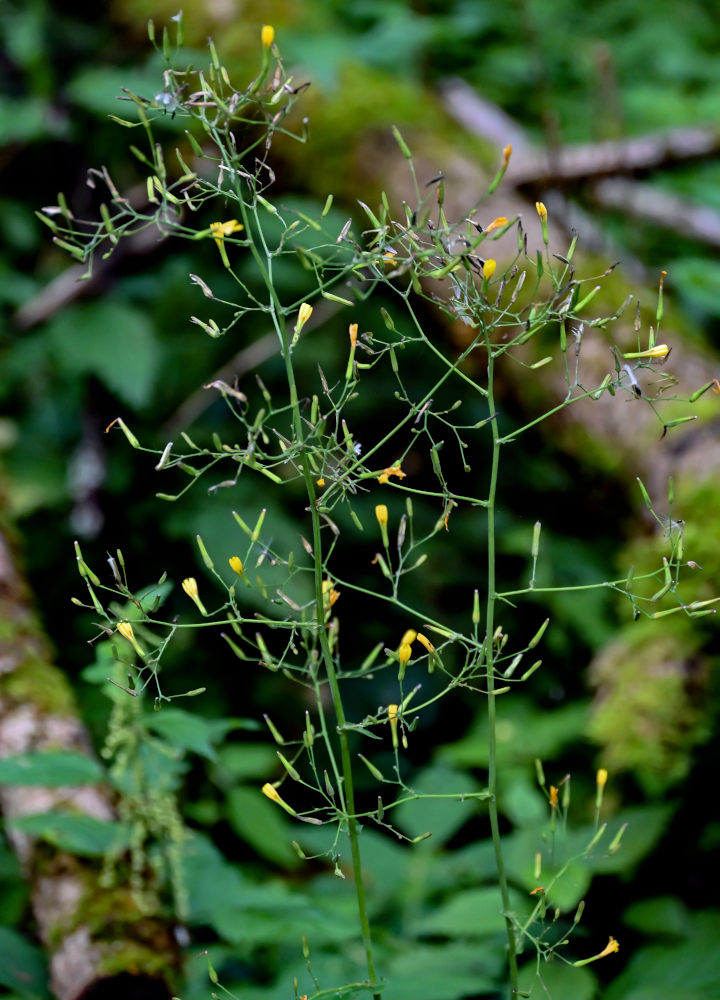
[0,514,181,1000]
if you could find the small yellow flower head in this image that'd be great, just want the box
[622,344,670,360]
[261,24,275,47]
[228,556,244,576]
[485,217,508,234]
[116,620,145,656]
[536,202,549,244]
[573,935,619,966]
[598,937,620,958]
[262,781,296,815]
[502,144,512,168]
[549,785,559,809]
[295,302,313,334]
[210,219,244,246]
[262,781,281,804]
[382,248,398,266]
[596,768,608,789]
[388,704,399,747]
[398,643,412,667]
[483,258,497,280]
[322,578,340,613]
[377,464,406,485]
[416,632,435,653]
[349,323,358,349]
[316,477,326,488]
[182,576,208,615]
[401,629,417,646]
[375,503,389,547]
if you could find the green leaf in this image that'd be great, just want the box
[383,942,503,1000]
[623,896,689,937]
[0,926,48,999]
[412,886,525,938]
[213,744,279,783]
[9,812,132,857]
[518,958,596,1000]
[45,301,162,408]
[666,257,720,318]
[225,786,300,869]
[0,752,104,786]
[605,912,720,999]
[438,697,589,769]
[181,833,248,922]
[393,765,483,845]
[144,708,241,760]
[0,96,61,144]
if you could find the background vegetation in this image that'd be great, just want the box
[1,1,719,998]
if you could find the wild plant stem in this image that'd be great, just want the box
[240,184,381,993]
[485,346,519,997]
[301,403,382,997]
[281,332,381,996]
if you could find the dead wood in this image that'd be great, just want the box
[0,519,181,1000]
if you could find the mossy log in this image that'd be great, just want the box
[0,521,181,1000]
[274,73,720,789]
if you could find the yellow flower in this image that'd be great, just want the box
[597,768,608,789]
[261,25,275,47]
[598,936,620,957]
[375,504,388,528]
[182,576,207,615]
[261,781,296,815]
[322,578,340,613]
[502,144,512,168]
[378,464,406,485]
[116,621,135,642]
[398,643,412,667]
[228,556,244,575]
[574,936,619,966]
[388,704,399,747]
[349,323,358,348]
[483,259,496,279]
[262,782,281,804]
[210,219,244,246]
[382,248,398,265]
[116,620,145,656]
[549,785,558,809]
[485,217,508,234]
[623,344,670,359]
[535,202,548,221]
[401,629,417,646]
[316,477,326,488]
[295,302,313,335]
[416,633,435,653]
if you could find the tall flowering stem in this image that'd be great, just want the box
[226,153,381,999]
[484,342,519,995]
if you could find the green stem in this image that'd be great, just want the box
[240,185,381,993]
[305,468,381,996]
[485,344,519,997]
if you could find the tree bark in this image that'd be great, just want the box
[0,515,181,1000]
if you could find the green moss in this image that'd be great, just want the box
[274,60,494,204]
[588,623,710,792]
[1,656,77,715]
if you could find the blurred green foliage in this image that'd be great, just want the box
[1,1,720,998]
